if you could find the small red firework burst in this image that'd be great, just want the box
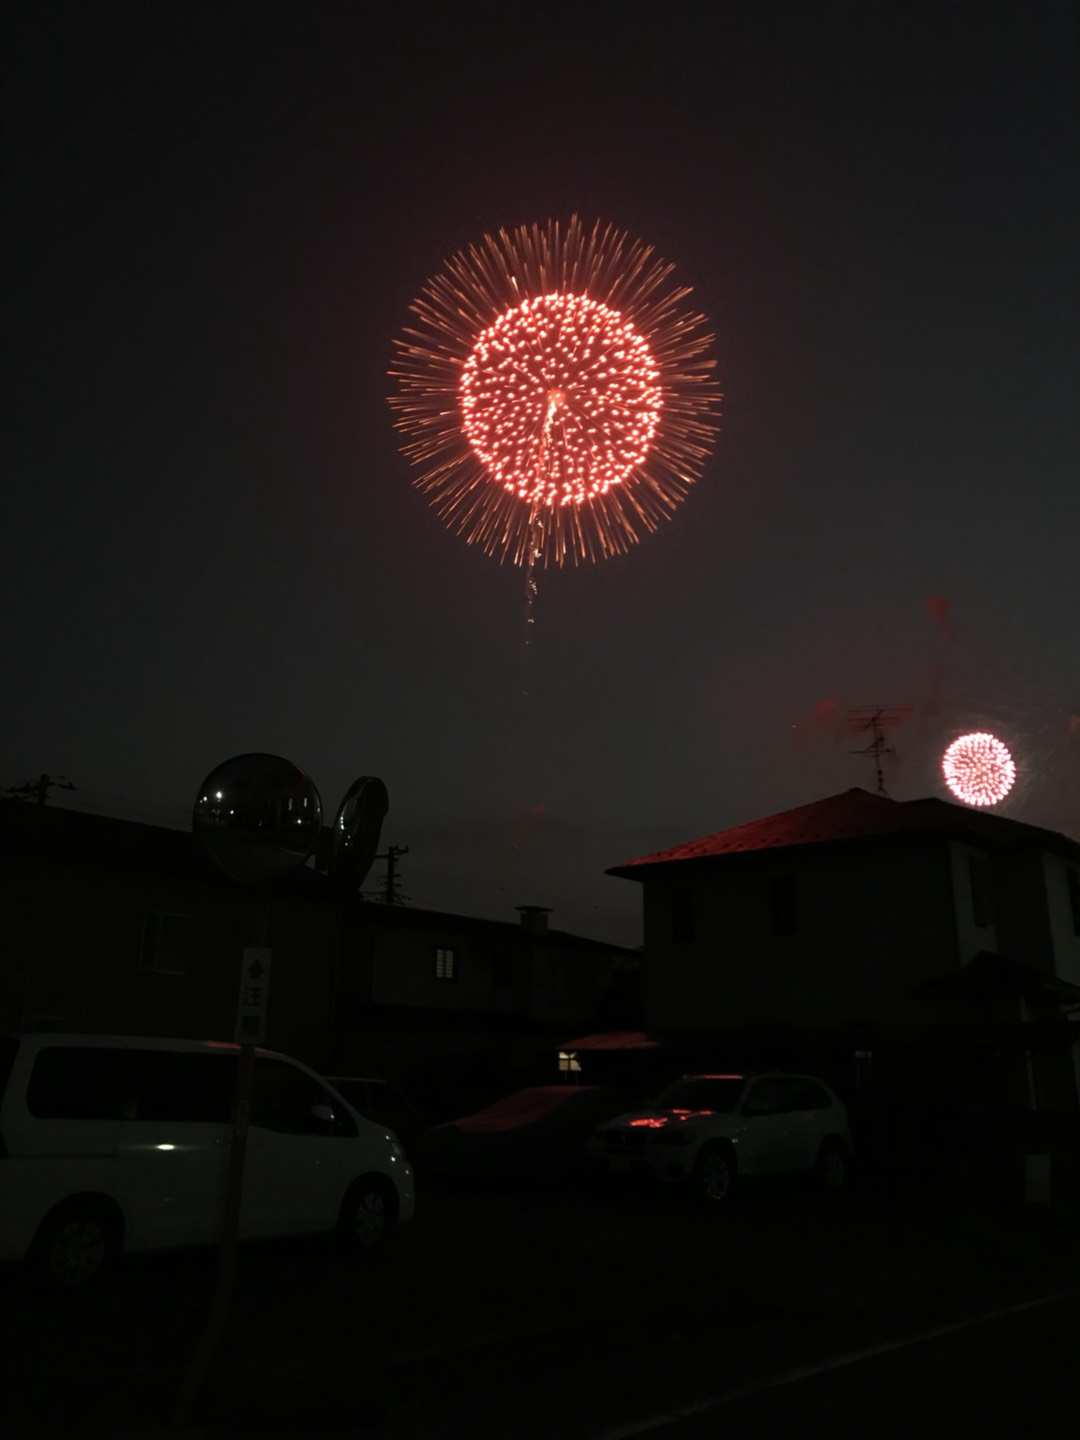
[389,216,720,565]
[941,731,1017,807]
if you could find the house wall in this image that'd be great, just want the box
[1,835,626,1077]
[642,838,957,1030]
[1043,852,1080,986]
[1,849,338,1068]
[363,922,616,1025]
[993,849,1057,973]
[948,841,999,961]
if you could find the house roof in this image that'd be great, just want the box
[608,787,1080,877]
[1,801,635,956]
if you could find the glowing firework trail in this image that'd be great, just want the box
[389,217,721,566]
[942,731,1016,808]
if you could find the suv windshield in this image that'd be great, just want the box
[650,1078,745,1113]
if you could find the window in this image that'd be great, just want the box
[558,1051,582,1074]
[28,1047,128,1120]
[789,1079,832,1112]
[130,1051,236,1123]
[671,889,696,944]
[435,947,456,981]
[768,875,798,937]
[742,1077,802,1117]
[139,912,191,976]
[1069,869,1080,937]
[968,856,994,928]
[251,1059,357,1137]
[26,1046,237,1122]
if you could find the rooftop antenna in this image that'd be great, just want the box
[848,706,912,797]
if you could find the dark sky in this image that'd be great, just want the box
[4,2,1078,945]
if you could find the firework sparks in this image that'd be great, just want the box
[389,216,720,565]
[942,731,1017,807]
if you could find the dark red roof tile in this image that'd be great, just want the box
[609,787,1078,875]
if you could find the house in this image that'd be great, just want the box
[0,801,637,1091]
[607,787,1080,1108]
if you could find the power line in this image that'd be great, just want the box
[368,844,410,905]
[5,773,77,806]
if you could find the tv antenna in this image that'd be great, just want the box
[848,706,912,797]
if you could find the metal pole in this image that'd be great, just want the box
[169,1042,255,1427]
[170,893,269,1428]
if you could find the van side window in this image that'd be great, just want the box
[27,1047,125,1120]
[251,1060,357,1137]
[126,1051,235,1123]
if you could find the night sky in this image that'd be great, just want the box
[4,3,1077,945]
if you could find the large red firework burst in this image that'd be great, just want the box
[389,217,720,565]
[942,731,1017,807]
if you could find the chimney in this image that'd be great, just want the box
[516,905,551,936]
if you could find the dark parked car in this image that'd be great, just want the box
[413,1085,630,1184]
[326,1077,432,1151]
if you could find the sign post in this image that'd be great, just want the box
[170,947,271,1428]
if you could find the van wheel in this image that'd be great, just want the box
[336,1178,397,1254]
[693,1144,737,1207]
[30,1202,120,1290]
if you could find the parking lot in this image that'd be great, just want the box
[6,1167,1080,1436]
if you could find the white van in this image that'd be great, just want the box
[0,1033,415,1287]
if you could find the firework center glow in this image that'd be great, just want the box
[941,731,1017,807]
[459,291,662,508]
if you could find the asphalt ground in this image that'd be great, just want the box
[4,1170,1079,1436]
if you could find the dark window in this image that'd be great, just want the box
[251,1059,357,1137]
[789,1079,832,1111]
[671,889,696,944]
[968,856,994,928]
[26,1046,237,1122]
[28,1046,129,1120]
[129,1051,236,1123]
[742,1077,802,1117]
[651,1078,744,1112]
[435,947,456,981]
[1069,869,1080,937]
[768,876,798,937]
[139,912,191,975]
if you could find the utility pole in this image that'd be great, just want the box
[5,773,77,806]
[372,844,409,905]
[848,707,911,797]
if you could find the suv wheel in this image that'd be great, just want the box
[30,1203,120,1290]
[693,1144,737,1207]
[337,1178,397,1253]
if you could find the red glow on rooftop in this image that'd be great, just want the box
[629,1117,669,1128]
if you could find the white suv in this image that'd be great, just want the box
[585,1071,851,1204]
[0,1033,415,1287]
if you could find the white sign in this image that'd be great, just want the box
[235,948,271,1044]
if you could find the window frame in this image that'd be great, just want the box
[434,946,457,982]
[138,910,192,976]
